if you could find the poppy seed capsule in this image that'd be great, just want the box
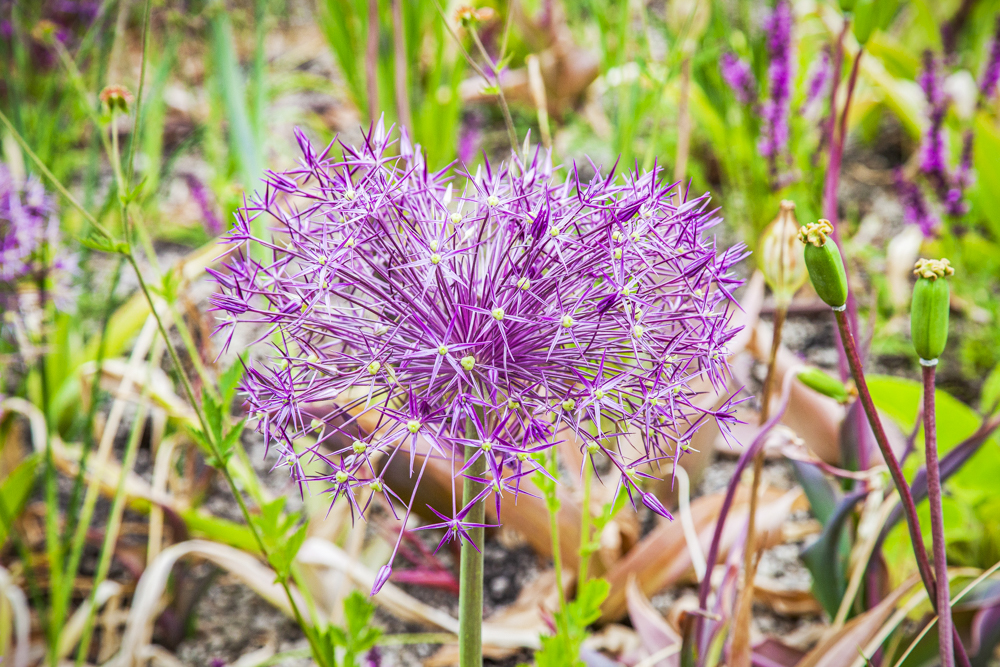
[798,220,848,309]
[910,258,954,362]
[759,200,807,308]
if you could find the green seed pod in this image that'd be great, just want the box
[758,200,807,308]
[910,258,954,362]
[796,367,849,404]
[798,220,848,309]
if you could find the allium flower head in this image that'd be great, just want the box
[211,123,747,593]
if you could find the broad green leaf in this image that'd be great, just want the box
[973,113,1000,238]
[0,454,41,546]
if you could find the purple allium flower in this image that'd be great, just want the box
[758,0,794,174]
[895,170,939,237]
[801,46,831,113]
[0,163,57,284]
[979,17,1000,102]
[184,174,223,236]
[918,51,951,192]
[720,53,757,106]
[211,122,747,594]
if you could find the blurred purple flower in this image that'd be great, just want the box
[720,53,756,105]
[979,16,1000,102]
[758,0,794,173]
[0,163,57,283]
[895,169,939,237]
[184,174,223,236]
[211,121,747,594]
[801,46,831,113]
[918,51,950,192]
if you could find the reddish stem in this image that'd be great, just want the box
[923,363,956,667]
[836,310,971,667]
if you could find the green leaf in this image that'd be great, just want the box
[533,578,610,667]
[800,490,866,617]
[179,508,260,553]
[219,356,245,405]
[973,112,1000,238]
[0,454,40,546]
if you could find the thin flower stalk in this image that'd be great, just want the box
[923,363,955,667]
[834,310,971,667]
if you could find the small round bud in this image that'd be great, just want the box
[353,439,367,454]
[594,389,605,400]
[486,195,500,207]
[335,470,349,484]
[460,355,476,371]
[450,212,463,224]
[438,345,449,355]
[516,452,529,461]
[561,398,576,411]
[481,440,493,451]
[549,225,561,238]
[344,189,357,200]
[759,201,807,308]
[586,442,600,454]
[406,419,421,433]
[99,85,134,113]
[798,220,848,309]
[632,325,645,339]
[561,314,574,328]
[614,248,623,260]
[507,397,520,410]
[492,307,505,321]
[910,258,953,362]
[367,360,381,375]
[370,479,384,492]
[429,240,439,252]
[430,253,441,265]
[517,277,530,291]
[311,418,324,431]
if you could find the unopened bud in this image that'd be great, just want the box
[796,367,849,403]
[460,355,476,371]
[759,201,807,308]
[99,85,134,113]
[798,220,848,309]
[911,258,953,362]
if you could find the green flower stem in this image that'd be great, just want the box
[459,416,486,667]
[834,310,971,667]
[923,362,955,667]
[0,83,328,666]
[578,455,594,584]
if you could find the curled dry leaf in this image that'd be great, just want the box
[796,576,921,667]
[296,537,542,651]
[0,564,30,667]
[626,576,681,667]
[114,540,313,667]
[750,320,844,464]
[600,485,804,621]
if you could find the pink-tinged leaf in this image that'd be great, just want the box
[626,577,680,667]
